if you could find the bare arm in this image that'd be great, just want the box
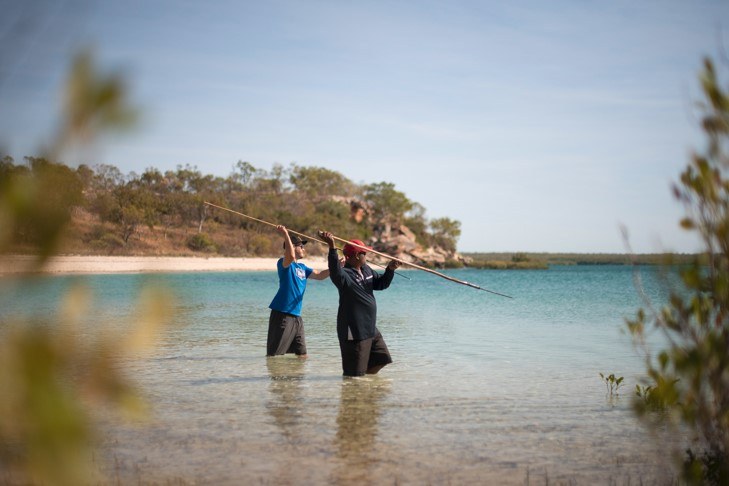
[309,269,330,280]
[278,225,295,268]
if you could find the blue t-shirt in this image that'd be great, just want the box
[268,259,314,316]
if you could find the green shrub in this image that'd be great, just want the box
[187,232,216,252]
[246,234,272,256]
[443,258,464,269]
[100,233,125,250]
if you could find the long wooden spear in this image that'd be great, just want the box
[203,201,410,280]
[205,201,512,298]
[320,232,513,298]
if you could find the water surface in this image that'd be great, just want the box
[0,265,680,484]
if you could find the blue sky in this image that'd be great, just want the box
[2,0,727,253]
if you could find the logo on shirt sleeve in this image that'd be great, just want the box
[296,268,306,279]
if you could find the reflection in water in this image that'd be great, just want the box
[333,378,391,483]
[265,357,306,443]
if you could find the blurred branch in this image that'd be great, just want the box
[53,48,138,155]
[0,29,169,485]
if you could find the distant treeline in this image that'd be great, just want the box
[463,252,699,268]
[0,155,461,258]
[0,156,699,265]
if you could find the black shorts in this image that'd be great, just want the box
[339,330,392,377]
[267,309,307,356]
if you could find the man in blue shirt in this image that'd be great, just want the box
[267,225,330,357]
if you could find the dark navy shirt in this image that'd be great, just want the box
[327,248,394,341]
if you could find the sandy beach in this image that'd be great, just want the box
[0,255,330,275]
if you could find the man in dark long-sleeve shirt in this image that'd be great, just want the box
[320,231,402,376]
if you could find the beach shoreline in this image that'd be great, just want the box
[0,255,330,275]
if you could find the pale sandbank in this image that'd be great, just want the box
[0,255,330,276]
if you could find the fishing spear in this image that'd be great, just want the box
[318,231,513,298]
[203,201,410,280]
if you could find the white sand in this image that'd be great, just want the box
[0,255,330,275]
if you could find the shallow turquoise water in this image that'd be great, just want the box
[0,265,680,484]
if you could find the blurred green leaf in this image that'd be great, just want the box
[627,56,729,484]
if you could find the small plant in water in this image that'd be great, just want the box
[599,373,624,396]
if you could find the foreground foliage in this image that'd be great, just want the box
[628,58,729,485]
[1,50,173,486]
